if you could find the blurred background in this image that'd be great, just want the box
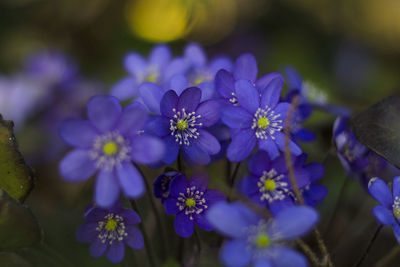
[1,0,400,266]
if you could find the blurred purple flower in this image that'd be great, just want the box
[153,171,180,203]
[76,201,144,263]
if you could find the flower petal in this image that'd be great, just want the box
[110,77,138,101]
[189,173,209,191]
[215,69,235,99]
[160,90,179,118]
[194,213,214,231]
[248,150,271,176]
[106,241,125,263]
[184,43,206,67]
[124,52,146,77]
[183,144,211,165]
[149,44,171,68]
[59,150,96,182]
[169,174,189,197]
[194,129,220,155]
[120,209,141,224]
[116,101,148,136]
[260,77,283,109]
[206,201,250,238]
[204,189,226,205]
[227,129,257,162]
[138,82,163,115]
[196,100,220,127]
[269,246,307,267]
[174,212,194,237]
[368,177,393,209]
[235,80,260,114]
[220,239,252,267]
[162,135,180,164]
[59,120,98,149]
[164,197,179,214]
[89,238,107,258]
[256,72,284,92]
[274,131,302,156]
[372,205,395,225]
[259,138,280,160]
[254,258,273,267]
[125,225,144,250]
[95,170,120,208]
[305,163,325,182]
[145,115,170,137]
[116,162,145,199]
[269,206,318,241]
[168,74,188,96]
[393,176,400,199]
[76,222,97,243]
[209,57,232,74]
[87,95,121,132]
[130,135,165,165]
[221,106,252,129]
[177,87,201,113]
[234,53,257,82]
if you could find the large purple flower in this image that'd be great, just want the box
[239,151,323,214]
[59,95,165,207]
[76,201,144,263]
[221,77,302,162]
[147,87,221,165]
[206,201,318,267]
[163,173,226,237]
[368,176,400,244]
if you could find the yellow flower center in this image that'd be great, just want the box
[264,179,277,191]
[176,119,189,130]
[185,198,196,208]
[145,73,157,82]
[257,116,269,129]
[105,219,118,231]
[194,77,204,85]
[255,233,270,247]
[103,141,118,155]
[394,208,400,218]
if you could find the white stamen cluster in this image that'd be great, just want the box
[257,169,288,202]
[176,186,208,220]
[251,107,283,140]
[303,81,328,105]
[393,196,400,218]
[229,92,239,106]
[170,108,202,146]
[244,220,279,259]
[96,213,127,245]
[90,131,131,171]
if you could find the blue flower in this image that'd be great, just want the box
[221,78,302,162]
[368,176,400,243]
[59,95,165,207]
[206,201,318,267]
[76,201,144,263]
[153,171,180,202]
[163,173,226,237]
[239,151,325,214]
[215,53,283,104]
[147,87,221,165]
[111,44,184,101]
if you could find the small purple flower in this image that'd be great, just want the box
[206,201,318,267]
[163,173,226,237]
[147,87,221,165]
[368,176,400,243]
[153,171,180,202]
[59,95,165,207]
[111,44,184,101]
[221,78,302,162]
[76,201,144,263]
[239,151,324,214]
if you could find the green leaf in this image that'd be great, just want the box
[0,189,41,250]
[0,115,35,202]
[351,94,400,169]
[0,252,32,267]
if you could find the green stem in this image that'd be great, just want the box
[353,225,383,267]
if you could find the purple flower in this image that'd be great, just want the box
[163,173,226,237]
[221,78,302,162]
[111,44,184,101]
[59,95,165,207]
[206,201,318,267]
[368,176,400,243]
[147,87,221,165]
[76,201,144,263]
[153,171,180,202]
[215,54,283,106]
[239,151,324,214]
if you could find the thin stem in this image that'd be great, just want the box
[228,162,241,200]
[353,225,383,267]
[129,200,157,267]
[324,175,350,236]
[225,159,232,184]
[374,245,400,267]
[194,228,202,253]
[283,96,333,267]
[134,164,168,260]
[296,239,320,267]
[177,152,184,173]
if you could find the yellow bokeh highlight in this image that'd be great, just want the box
[126,0,188,42]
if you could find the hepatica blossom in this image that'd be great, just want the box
[368,176,400,243]
[76,201,144,263]
[148,87,221,165]
[239,151,325,213]
[163,173,225,237]
[59,95,165,207]
[206,201,318,267]
[221,77,301,162]
[153,170,180,202]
